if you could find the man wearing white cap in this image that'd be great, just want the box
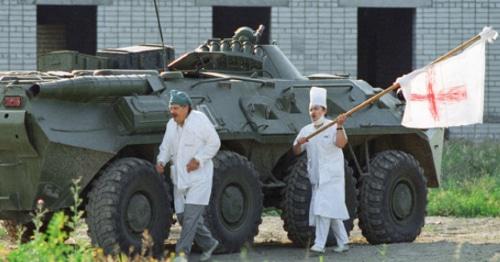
[293,87,350,254]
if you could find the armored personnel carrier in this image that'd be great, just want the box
[0,26,444,255]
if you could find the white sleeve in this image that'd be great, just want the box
[157,122,172,165]
[332,124,337,144]
[293,127,306,153]
[193,115,221,168]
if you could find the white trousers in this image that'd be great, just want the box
[314,215,349,248]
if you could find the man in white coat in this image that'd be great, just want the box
[292,87,350,254]
[156,90,221,261]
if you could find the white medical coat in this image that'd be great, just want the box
[157,110,221,213]
[294,120,349,226]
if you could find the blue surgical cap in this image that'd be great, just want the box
[169,90,192,106]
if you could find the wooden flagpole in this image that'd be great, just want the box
[304,33,484,140]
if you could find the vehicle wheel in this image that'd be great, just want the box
[204,151,263,253]
[358,150,427,244]
[86,157,172,256]
[280,155,358,247]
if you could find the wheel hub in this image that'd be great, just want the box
[221,185,245,225]
[391,181,413,220]
[126,193,152,233]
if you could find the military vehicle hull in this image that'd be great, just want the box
[0,26,444,255]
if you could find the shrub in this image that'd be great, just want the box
[5,178,181,261]
[427,140,500,217]
[7,178,95,262]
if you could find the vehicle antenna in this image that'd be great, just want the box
[153,0,168,72]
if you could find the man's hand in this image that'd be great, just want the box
[293,137,308,156]
[156,163,165,174]
[297,137,308,145]
[337,113,347,126]
[186,158,200,173]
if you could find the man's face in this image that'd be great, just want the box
[169,104,190,124]
[309,105,326,122]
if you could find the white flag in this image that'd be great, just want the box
[396,27,498,128]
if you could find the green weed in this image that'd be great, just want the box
[5,178,184,261]
[262,207,282,217]
[427,140,500,217]
[0,227,6,239]
[7,178,95,262]
[377,244,388,262]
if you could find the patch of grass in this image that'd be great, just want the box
[440,139,500,187]
[428,176,500,217]
[377,244,388,262]
[262,207,282,217]
[427,140,500,217]
[0,227,6,239]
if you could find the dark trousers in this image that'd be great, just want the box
[175,204,217,255]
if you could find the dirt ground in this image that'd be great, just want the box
[2,216,499,261]
[179,216,500,262]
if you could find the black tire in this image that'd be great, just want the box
[204,151,263,253]
[358,150,427,244]
[280,155,358,247]
[86,157,172,256]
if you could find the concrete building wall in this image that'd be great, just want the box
[272,0,357,78]
[414,0,500,140]
[95,0,358,77]
[0,0,37,71]
[96,0,212,56]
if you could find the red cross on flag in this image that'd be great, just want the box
[396,27,498,128]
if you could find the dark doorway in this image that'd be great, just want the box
[213,6,271,44]
[37,5,97,56]
[358,8,414,88]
